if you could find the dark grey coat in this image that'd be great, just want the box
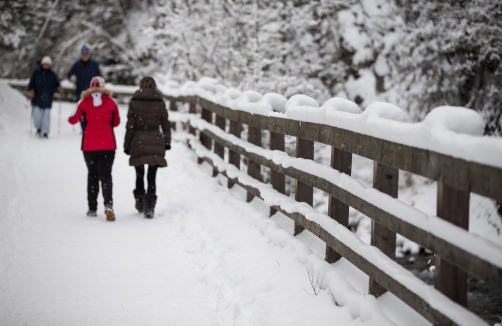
[124,88,171,167]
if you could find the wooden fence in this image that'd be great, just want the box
[167,94,502,326]
[9,79,502,324]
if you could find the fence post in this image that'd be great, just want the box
[198,106,213,165]
[269,131,285,216]
[228,121,242,188]
[294,137,314,235]
[435,182,469,307]
[369,162,398,297]
[326,147,352,263]
[213,114,226,176]
[170,100,177,131]
[247,126,262,202]
[189,102,196,136]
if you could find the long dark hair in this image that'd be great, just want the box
[139,76,157,89]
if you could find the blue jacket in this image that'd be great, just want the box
[67,58,101,100]
[28,67,60,108]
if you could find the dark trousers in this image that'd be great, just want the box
[83,151,115,210]
[135,165,158,195]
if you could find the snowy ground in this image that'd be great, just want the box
[0,82,435,325]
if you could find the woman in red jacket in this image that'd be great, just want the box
[69,77,120,221]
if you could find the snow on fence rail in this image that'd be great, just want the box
[162,78,502,326]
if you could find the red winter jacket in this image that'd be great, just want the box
[68,88,120,151]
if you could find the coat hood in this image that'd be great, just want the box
[132,88,164,101]
[81,87,113,107]
[80,87,113,100]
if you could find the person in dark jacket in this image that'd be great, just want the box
[28,56,62,138]
[68,77,120,221]
[67,45,102,131]
[124,76,171,219]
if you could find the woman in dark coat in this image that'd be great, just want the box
[124,77,171,218]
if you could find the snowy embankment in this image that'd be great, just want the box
[0,81,430,325]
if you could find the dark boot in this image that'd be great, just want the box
[133,190,145,213]
[144,194,157,219]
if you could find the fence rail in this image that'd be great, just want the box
[195,149,474,325]
[193,118,502,288]
[195,97,502,202]
[168,93,502,326]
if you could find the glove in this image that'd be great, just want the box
[165,144,171,151]
[27,89,35,99]
[70,74,77,84]
[124,149,130,155]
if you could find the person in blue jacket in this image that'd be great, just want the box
[67,45,102,130]
[28,56,62,138]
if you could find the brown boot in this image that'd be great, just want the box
[104,204,115,222]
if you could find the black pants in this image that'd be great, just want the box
[135,165,158,195]
[83,151,115,210]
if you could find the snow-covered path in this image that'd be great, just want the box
[0,83,343,326]
[0,82,427,326]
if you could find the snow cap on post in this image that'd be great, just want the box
[224,88,243,100]
[232,90,263,113]
[322,97,362,127]
[215,84,227,95]
[362,102,408,122]
[285,94,322,122]
[424,106,485,136]
[165,80,179,89]
[158,79,179,97]
[179,81,197,97]
[196,77,219,99]
[199,76,219,85]
[213,85,231,106]
[215,88,242,107]
[321,97,361,114]
[197,77,219,93]
[285,94,320,110]
[257,93,288,113]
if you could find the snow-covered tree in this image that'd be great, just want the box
[0,0,500,134]
[0,0,144,81]
[0,0,37,50]
[397,0,502,134]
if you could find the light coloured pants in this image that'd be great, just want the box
[32,106,51,135]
